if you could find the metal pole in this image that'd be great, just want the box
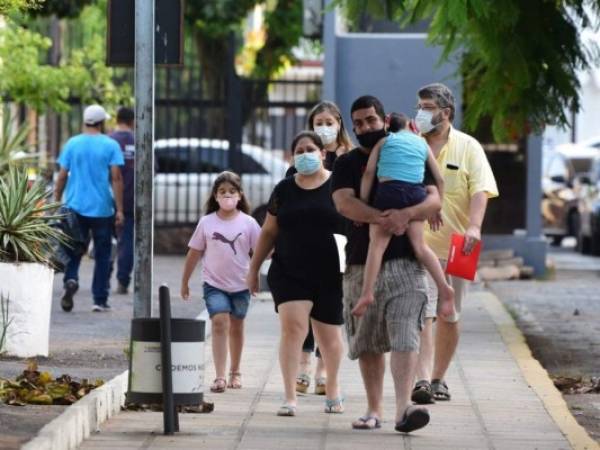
[227,32,242,173]
[134,0,155,318]
[159,285,177,435]
[526,133,543,239]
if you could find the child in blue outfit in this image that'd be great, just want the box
[352,113,455,318]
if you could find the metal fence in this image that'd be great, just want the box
[45,30,322,227]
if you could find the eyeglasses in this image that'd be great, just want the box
[415,105,450,113]
[415,104,447,112]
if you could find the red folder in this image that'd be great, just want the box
[445,233,481,281]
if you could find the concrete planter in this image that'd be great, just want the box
[0,262,54,357]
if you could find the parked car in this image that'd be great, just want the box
[154,138,289,225]
[576,135,600,150]
[577,156,600,255]
[541,146,597,245]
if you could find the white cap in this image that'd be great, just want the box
[83,104,110,125]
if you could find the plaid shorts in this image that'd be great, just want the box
[343,258,428,360]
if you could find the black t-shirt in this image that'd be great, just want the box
[268,175,344,278]
[330,147,435,266]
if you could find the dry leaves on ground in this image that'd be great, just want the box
[0,360,103,406]
[552,376,600,394]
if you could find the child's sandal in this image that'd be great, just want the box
[228,372,242,389]
[210,377,227,393]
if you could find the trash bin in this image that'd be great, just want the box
[127,318,205,405]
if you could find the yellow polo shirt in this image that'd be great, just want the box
[425,127,499,259]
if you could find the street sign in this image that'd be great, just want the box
[107,0,183,66]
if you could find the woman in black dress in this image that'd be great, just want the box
[247,131,344,416]
[286,101,353,396]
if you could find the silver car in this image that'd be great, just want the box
[541,145,597,245]
[154,138,289,225]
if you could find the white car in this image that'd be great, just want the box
[154,138,289,225]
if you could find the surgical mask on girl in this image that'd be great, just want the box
[415,109,440,134]
[313,125,338,145]
[216,194,240,211]
[294,151,322,175]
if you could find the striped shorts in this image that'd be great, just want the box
[343,258,428,360]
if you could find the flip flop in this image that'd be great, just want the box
[411,379,435,404]
[324,397,344,414]
[351,415,381,430]
[394,406,430,433]
[431,379,451,401]
[277,403,297,416]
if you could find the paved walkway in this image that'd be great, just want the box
[76,284,598,450]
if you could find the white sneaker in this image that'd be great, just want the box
[92,305,103,312]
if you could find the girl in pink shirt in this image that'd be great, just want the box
[181,171,261,393]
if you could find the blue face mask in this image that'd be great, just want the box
[294,151,322,175]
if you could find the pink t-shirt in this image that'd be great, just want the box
[188,211,261,293]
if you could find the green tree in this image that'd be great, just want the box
[185,0,305,89]
[0,0,39,14]
[25,0,93,18]
[334,0,600,140]
[0,16,131,113]
[0,0,131,114]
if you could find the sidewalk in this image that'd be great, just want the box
[76,287,595,450]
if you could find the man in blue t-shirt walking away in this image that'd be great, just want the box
[54,104,125,312]
[109,107,135,295]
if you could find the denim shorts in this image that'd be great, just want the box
[202,282,251,319]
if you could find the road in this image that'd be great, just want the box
[489,242,600,443]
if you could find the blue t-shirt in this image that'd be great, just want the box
[377,130,428,183]
[109,130,135,216]
[58,134,124,217]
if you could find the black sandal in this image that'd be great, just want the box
[431,379,451,401]
[395,406,430,433]
[411,379,435,404]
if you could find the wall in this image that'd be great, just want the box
[327,33,462,130]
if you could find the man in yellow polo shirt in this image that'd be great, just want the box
[410,83,499,405]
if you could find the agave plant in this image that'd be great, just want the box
[0,114,36,177]
[0,167,66,264]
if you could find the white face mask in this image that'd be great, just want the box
[313,125,338,145]
[415,109,437,134]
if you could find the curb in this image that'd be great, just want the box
[480,290,600,450]
[21,293,268,449]
[21,371,129,450]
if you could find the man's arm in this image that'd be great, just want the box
[54,168,68,202]
[110,165,124,226]
[463,191,488,254]
[332,188,383,225]
[360,138,384,202]
[380,185,441,235]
